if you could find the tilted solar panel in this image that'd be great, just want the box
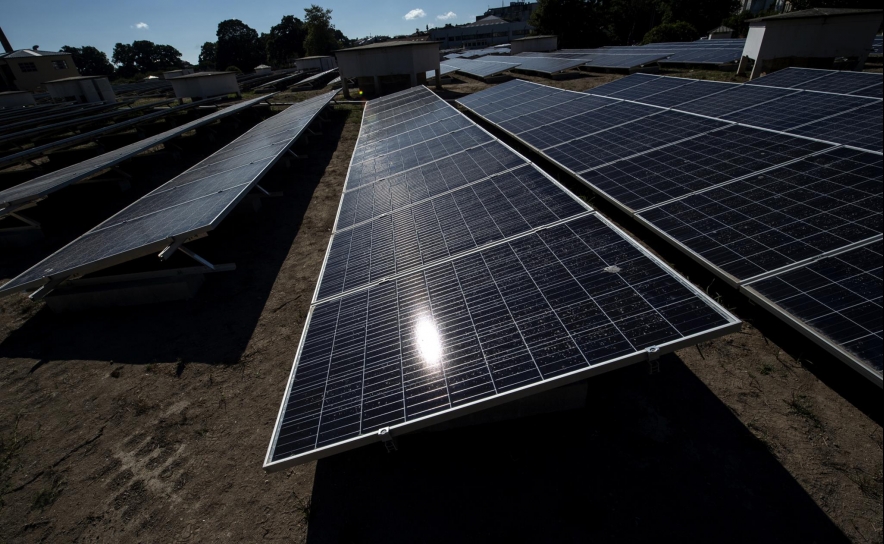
[265,86,740,469]
[749,67,835,88]
[0,91,337,297]
[721,91,875,132]
[786,100,882,152]
[742,239,882,382]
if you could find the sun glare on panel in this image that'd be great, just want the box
[415,316,443,367]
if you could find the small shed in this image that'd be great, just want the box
[738,8,884,79]
[162,68,194,79]
[510,35,558,55]
[296,56,337,72]
[0,90,36,108]
[334,41,441,98]
[255,64,272,75]
[708,26,735,40]
[168,72,241,101]
[43,75,116,104]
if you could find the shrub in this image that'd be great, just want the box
[642,21,699,45]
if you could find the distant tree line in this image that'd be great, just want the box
[198,6,352,72]
[529,0,883,48]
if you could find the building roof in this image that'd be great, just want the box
[750,8,883,23]
[709,25,734,33]
[43,75,107,83]
[298,56,334,60]
[336,40,439,52]
[0,48,70,60]
[464,15,508,27]
[513,35,556,41]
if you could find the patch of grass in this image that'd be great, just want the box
[293,493,312,525]
[760,363,774,376]
[784,392,822,428]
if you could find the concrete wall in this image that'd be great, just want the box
[296,57,337,71]
[0,91,36,108]
[1,54,79,91]
[170,73,240,100]
[511,36,558,54]
[336,43,441,97]
[45,77,117,103]
[741,13,883,78]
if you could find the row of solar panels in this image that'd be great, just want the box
[0,90,338,298]
[456,68,882,384]
[264,85,741,470]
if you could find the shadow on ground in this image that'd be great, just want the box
[0,106,348,367]
[307,355,848,544]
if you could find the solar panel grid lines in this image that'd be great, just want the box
[266,211,740,469]
[0,95,272,214]
[498,94,621,135]
[792,71,883,95]
[850,83,883,99]
[667,84,801,119]
[602,77,695,101]
[575,125,838,214]
[507,56,587,75]
[635,146,883,286]
[785,100,883,153]
[316,168,592,302]
[633,80,739,109]
[581,74,661,96]
[720,90,877,132]
[350,116,474,165]
[741,237,883,383]
[0,91,336,297]
[441,57,523,78]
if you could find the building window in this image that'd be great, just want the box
[19,62,38,73]
[52,60,68,70]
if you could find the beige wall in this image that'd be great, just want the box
[1,54,80,91]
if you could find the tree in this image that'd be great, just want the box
[266,15,306,66]
[216,19,264,73]
[304,5,337,56]
[656,0,739,37]
[529,0,606,49]
[603,0,659,45]
[199,41,217,69]
[642,21,699,44]
[334,29,352,49]
[60,45,114,76]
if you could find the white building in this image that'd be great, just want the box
[44,76,116,104]
[335,41,441,98]
[511,35,558,54]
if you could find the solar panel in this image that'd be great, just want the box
[581,53,669,70]
[634,80,737,108]
[507,56,587,75]
[543,111,728,174]
[602,77,694,100]
[583,74,660,96]
[265,86,740,469]
[579,125,835,212]
[267,212,739,468]
[518,101,661,151]
[657,48,743,65]
[0,99,213,170]
[671,84,798,118]
[498,95,618,135]
[786,100,882,152]
[425,64,459,80]
[441,58,521,78]
[721,91,874,132]
[636,147,882,285]
[0,91,337,297]
[792,71,882,95]
[742,239,882,382]
[850,83,882,99]
[748,67,834,88]
[0,96,271,218]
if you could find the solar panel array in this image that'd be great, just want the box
[750,67,882,98]
[440,58,522,78]
[264,85,740,469]
[0,95,271,218]
[0,90,337,297]
[458,72,882,383]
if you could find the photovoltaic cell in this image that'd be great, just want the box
[498,95,618,135]
[721,91,874,132]
[604,76,694,100]
[637,147,883,283]
[744,240,882,379]
[674,84,798,118]
[544,111,728,174]
[269,214,737,464]
[747,67,833,89]
[635,80,737,108]
[518,101,661,151]
[584,74,660,96]
[787,100,883,152]
[580,125,835,212]
[850,83,883,98]
[791,71,883,95]
[508,56,587,74]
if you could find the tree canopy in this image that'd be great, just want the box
[216,19,265,72]
[304,5,339,56]
[60,45,114,76]
[198,41,217,69]
[267,15,307,66]
[112,40,183,77]
[642,21,699,44]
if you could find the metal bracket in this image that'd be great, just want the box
[9,212,41,229]
[646,345,661,375]
[307,127,323,137]
[29,274,71,301]
[254,184,282,197]
[378,427,398,453]
[158,238,184,261]
[178,246,220,271]
[287,149,306,160]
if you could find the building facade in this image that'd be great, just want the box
[478,2,538,23]
[0,48,80,92]
[429,16,532,49]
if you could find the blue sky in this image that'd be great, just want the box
[2,0,493,64]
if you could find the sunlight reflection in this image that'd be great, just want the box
[415,316,443,367]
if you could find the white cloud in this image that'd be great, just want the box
[403,9,426,20]
[436,11,457,21]
[133,22,149,29]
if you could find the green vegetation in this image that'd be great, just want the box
[642,21,700,44]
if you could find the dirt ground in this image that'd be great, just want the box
[0,73,881,543]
